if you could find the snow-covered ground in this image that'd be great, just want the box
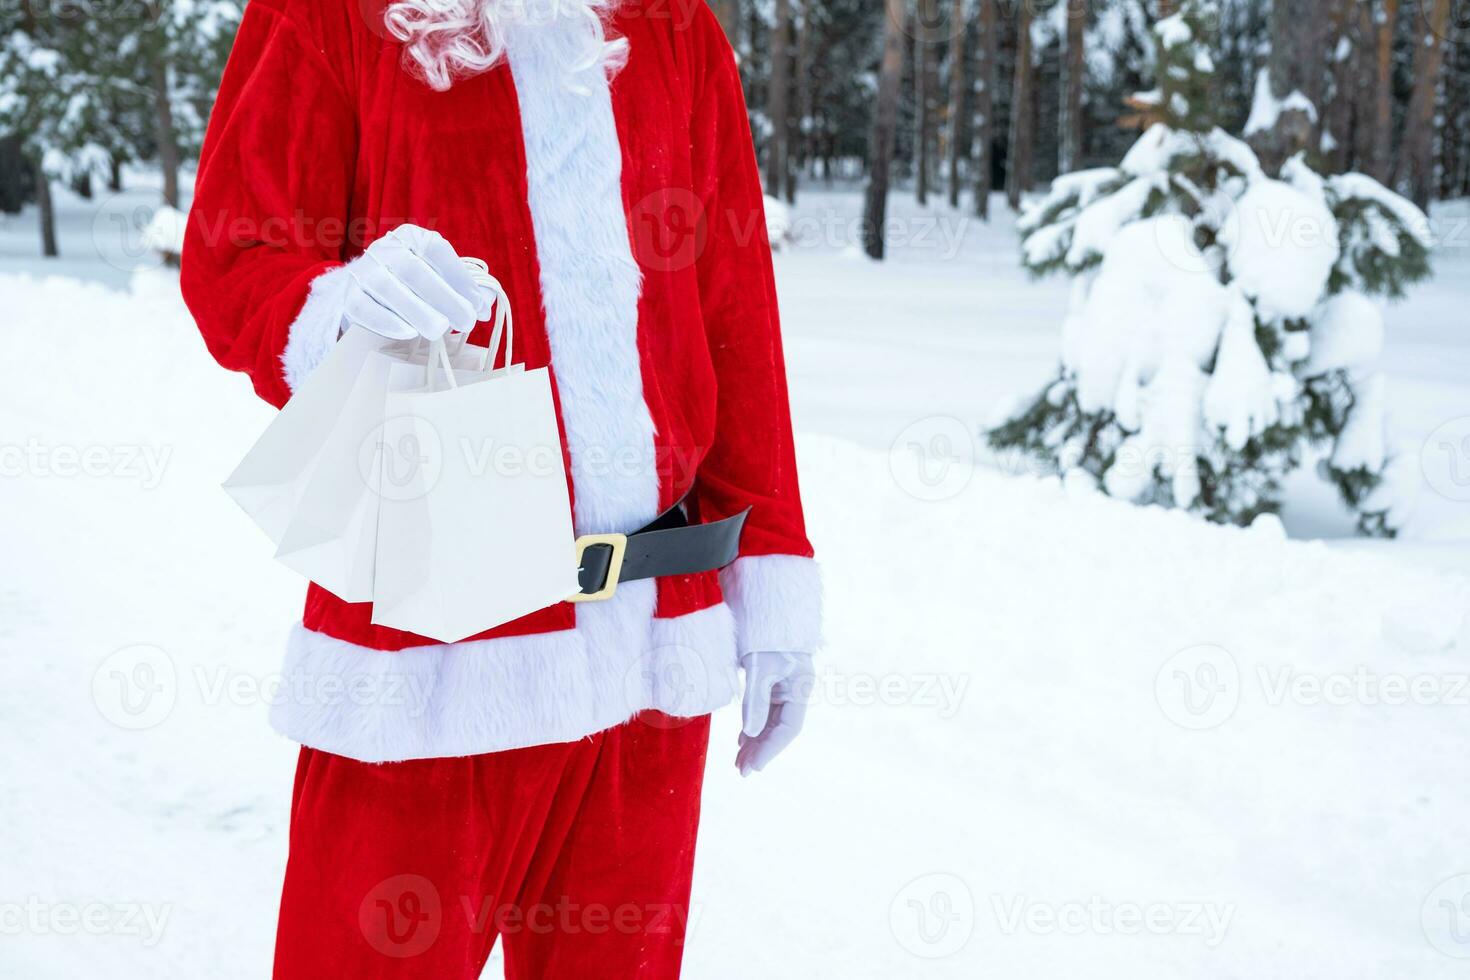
[3,181,1470,977]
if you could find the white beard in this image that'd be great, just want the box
[384,0,625,92]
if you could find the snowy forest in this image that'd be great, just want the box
[1,0,1466,253]
[1,0,1465,534]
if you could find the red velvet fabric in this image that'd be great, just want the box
[181,0,814,651]
[273,712,711,978]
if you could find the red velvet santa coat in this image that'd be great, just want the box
[182,0,820,762]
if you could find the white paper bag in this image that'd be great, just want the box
[222,326,394,544]
[369,323,579,642]
[271,350,399,601]
[271,334,494,602]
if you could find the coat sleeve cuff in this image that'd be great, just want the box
[718,554,823,656]
[280,263,353,392]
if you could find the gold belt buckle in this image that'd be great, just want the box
[569,533,627,602]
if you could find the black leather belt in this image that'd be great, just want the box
[571,499,749,602]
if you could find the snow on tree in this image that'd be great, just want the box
[0,24,98,255]
[990,0,1432,537]
[0,1,241,255]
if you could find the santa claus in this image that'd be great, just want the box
[180,0,820,975]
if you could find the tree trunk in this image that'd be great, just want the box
[1320,0,1355,173]
[0,135,28,214]
[788,0,814,203]
[1059,0,1086,173]
[1442,22,1468,198]
[973,0,996,218]
[915,0,942,204]
[1394,0,1451,207]
[1349,0,1378,173]
[1006,0,1035,211]
[709,0,740,45]
[1252,0,1324,171]
[863,0,908,259]
[746,0,760,65]
[1370,0,1400,181]
[35,156,58,258]
[946,0,971,209]
[108,153,124,193]
[150,53,181,209]
[765,0,792,196]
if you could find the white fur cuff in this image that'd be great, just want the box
[719,555,824,655]
[280,264,355,392]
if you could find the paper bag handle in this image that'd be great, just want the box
[426,257,516,391]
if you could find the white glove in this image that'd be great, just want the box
[736,651,815,776]
[342,224,492,341]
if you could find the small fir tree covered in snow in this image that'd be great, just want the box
[0,1,241,254]
[989,0,1432,536]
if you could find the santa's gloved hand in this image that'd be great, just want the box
[736,651,815,776]
[343,224,492,341]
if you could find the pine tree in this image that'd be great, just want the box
[0,5,106,256]
[0,0,241,256]
[989,0,1432,536]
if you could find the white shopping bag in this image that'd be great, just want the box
[369,310,580,642]
[222,326,395,544]
[272,333,495,602]
[271,349,398,601]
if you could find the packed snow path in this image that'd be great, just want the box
[3,187,1470,977]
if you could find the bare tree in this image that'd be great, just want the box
[1059,0,1085,173]
[1006,0,1035,211]
[1319,0,1356,173]
[709,0,741,45]
[972,0,997,218]
[34,156,57,257]
[946,0,971,208]
[1349,0,1379,173]
[1442,17,1468,198]
[140,5,182,211]
[765,0,792,195]
[148,55,181,209]
[788,0,814,203]
[1370,0,1400,181]
[915,0,942,204]
[863,0,909,259]
[1395,0,1452,207]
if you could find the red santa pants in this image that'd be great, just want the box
[272,712,711,980]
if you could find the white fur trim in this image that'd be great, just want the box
[280,264,354,392]
[270,598,739,762]
[720,555,824,655]
[506,15,654,539]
